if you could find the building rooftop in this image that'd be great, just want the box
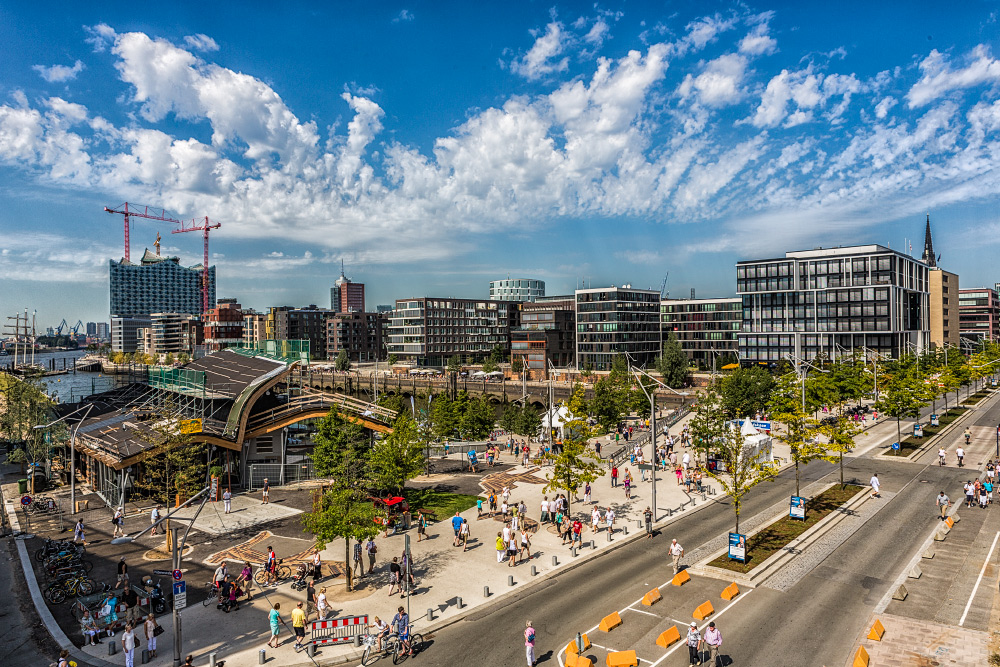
[184,348,288,398]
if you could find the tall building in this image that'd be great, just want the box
[929,269,959,349]
[268,305,331,359]
[489,278,545,302]
[109,249,215,318]
[330,263,365,313]
[111,316,150,353]
[242,310,267,346]
[139,313,203,356]
[386,297,519,366]
[86,322,110,340]
[661,297,741,366]
[959,288,1000,344]
[575,286,661,371]
[204,299,245,352]
[737,245,930,364]
[511,296,576,378]
[326,312,387,362]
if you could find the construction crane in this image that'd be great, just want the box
[172,216,221,315]
[659,271,670,299]
[104,202,181,263]
[56,319,68,335]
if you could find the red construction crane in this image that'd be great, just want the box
[172,216,221,315]
[104,203,181,263]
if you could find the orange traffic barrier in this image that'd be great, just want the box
[853,645,869,667]
[573,657,593,667]
[566,634,591,655]
[867,619,885,641]
[567,654,578,667]
[693,600,715,620]
[671,570,691,586]
[721,582,740,601]
[599,611,623,632]
[945,517,954,529]
[656,626,681,648]
[642,588,662,606]
[606,650,638,667]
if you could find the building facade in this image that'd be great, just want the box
[204,299,245,352]
[511,296,576,378]
[86,322,110,340]
[489,278,545,302]
[929,269,960,350]
[575,286,661,371]
[386,297,519,366]
[109,249,215,318]
[330,267,365,313]
[959,288,1000,344]
[737,245,931,364]
[660,297,741,366]
[326,312,387,362]
[268,306,331,360]
[111,316,150,353]
[242,310,267,346]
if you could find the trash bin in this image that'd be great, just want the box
[17,479,27,494]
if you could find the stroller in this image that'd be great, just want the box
[217,582,242,613]
[290,563,309,591]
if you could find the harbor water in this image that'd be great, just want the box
[4,349,117,403]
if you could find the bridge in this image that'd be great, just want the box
[244,389,397,438]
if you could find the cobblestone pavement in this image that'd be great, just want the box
[845,612,990,667]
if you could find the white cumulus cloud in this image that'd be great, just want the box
[907,45,1000,108]
[33,60,85,83]
[511,22,569,80]
[678,54,747,106]
[183,34,219,52]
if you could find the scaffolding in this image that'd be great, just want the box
[233,339,310,364]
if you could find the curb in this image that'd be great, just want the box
[874,389,1000,462]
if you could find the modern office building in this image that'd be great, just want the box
[138,313,203,356]
[204,299,245,352]
[511,296,576,378]
[109,249,215,318]
[737,245,931,364]
[330,265,365,313]
[111,316,151,353]
[242,310,268,346]
[929,269,960,350]
[386,297,519,366]
[268,305,331,360]
[575,286,661,371]
[326,311,387,362]
[489,278,545,302]
[86,322,110,340]
[959,288,1000,344]
[661,297,741,366]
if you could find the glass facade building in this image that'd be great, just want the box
[489,278,545,302]
[737,245,930,363]
[386,297,519,366]
[109,249,215,318]
[661,298,741,365]
[959,288,1000,343]
[511,296,576,377]
[575,287,661,371]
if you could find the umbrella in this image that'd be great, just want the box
[721,363,740,370]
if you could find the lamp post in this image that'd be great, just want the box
[111,486,210,667]
[34,403,94,515]
[785,353,829,415]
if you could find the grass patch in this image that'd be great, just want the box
[403,487,479,522]
[882,407,969,455]
[708,484,864,574]
[962,390,992,406]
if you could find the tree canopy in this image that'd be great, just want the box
[655,330,688,388]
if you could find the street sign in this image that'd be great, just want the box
[173,569,183,581]
[173,580,187,610]
[20,495,32,506]
[178,418,202,434]
[728,532,746,562]
[790,496,805,520]
[891,442,900,450]
[152,569,173,576]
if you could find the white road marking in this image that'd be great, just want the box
[958,530,1000,626]
[625,605,662,617]
[647,590,753,667]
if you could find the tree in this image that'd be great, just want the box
[310,412,369,479]
[511,356,524,374]
[447,355,462,373]
[334,349,351,371]
[0,372,56,493]
[688,388,728,466]
[719,367,776,420]
[875,369,927,451]
[516,403,541,438]
[387,353,399,367]
[481,358,498,374]
[301,489,379,592]
[768,374,826,496]
[820,412,863,488]
[590,376,624,433]
[655,331,689,388]
[702,421,775,533]
[369,416,426,495]
[543,387,603,519]
[500,403,518,433]
[177,352,190,365]
[460,395,496,440]
[489,344,505,364]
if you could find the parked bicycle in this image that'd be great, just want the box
[361,631,400,665]
[45,573,96,603]
[26,496,57,515]
[35,538,84,561]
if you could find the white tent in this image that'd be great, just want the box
[542,405,574,440]
[739,419,772,464]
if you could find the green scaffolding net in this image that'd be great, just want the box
[147,367,208,397]
[233,340,310,364]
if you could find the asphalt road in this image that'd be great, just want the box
[418,453,971,667]
[1,537,64,667]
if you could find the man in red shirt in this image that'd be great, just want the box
[572,520,582,547]
[611,466,619,487]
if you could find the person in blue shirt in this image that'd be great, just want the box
[451,512,463,546]
[392,606,412,656]
[468,449,478,472]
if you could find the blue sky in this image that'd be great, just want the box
[2,1,1000,328]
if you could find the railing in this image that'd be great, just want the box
[247,462,314,490]
[607,407,691,469]
[244,391,397,434]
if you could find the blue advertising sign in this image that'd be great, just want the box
[913,423,923,438]
[790,496,805,520]
[931,414,939,427]
[735,419,772,432]
[728,533,746,562]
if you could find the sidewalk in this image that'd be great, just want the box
[845,612,990,667]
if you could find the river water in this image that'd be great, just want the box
[2,349,118,403]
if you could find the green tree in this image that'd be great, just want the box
[334,349,351,371]
[481,358,498,374]
[369,416,426,495]
[460,395,496,440]
[447,355,462,373]
[702,420,776,533]
[719,366,776,420]
[516,403,541,438]
[875,369,927,451]
[387,353,399,366]
[688,388,728,466]
[489,344,505,364]
[301,489,379,592]
[768,374,826,496]
[820,412,863,488]
[655,330,689,388]
[430,394,458,440]
[500,403,519,433]
[590,376,625,432]
[310,412,369,478]
[542,387,603,519]
[511,356,524,374]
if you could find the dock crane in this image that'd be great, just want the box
[104,203,181,263]
[173,216,221,315]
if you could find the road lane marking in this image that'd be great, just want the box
[625,605,661,617]
[647,589,753,667]
[958,530,1000,626]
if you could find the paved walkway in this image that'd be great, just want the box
[845,612,990,667]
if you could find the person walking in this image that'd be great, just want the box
[591,506,601,534]
[116,557,128,589]
[519,527,531,561]
[121,622,137,667]
[123,585,140,626]
[366,537,378,573]
[305,578,316,621]
[611,466,619,488]
[584,482,592,504]
[540,497,550,524]
[572,519,582,547]
[936,490,951,520]
[605,507,615,535]
[265,546,277,587]
[508,531,520,567]
[685,622,702,667]
[964,481,975,508]
[870,473,880,499]
[956,445,966,468]
[262,478,270,504]
[459,519,471,551]
[644,506,653,538]
[703,621,722,666]
[267,603,282,648]
[238,562,254,601]
[316,587,329,620]
[451,511,464,546]
[670,539,685,575]
[143,614,158,658]
[388,558,401,596]
[150,505,161,536]
[353,540,365,579]
[291,601,307,650]
[112,508,125,538]
[524,621,536,667]
[223,488,232,514]
[496,532,506,563]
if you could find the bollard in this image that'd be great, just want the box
[667,508,673,517]
[109,640,117,656]
[457,596,464,608]
[307,642,316,657]
[354,634,362,647]
[531,565,537,576]
[576,632,584,652]
[484,585,490,597]
[508,575,514,586]
[607,529,612,542]
[141,649,149,664]
[259,649,266,664]
[552,555,558,566]
[571,547,577,557]
[636,519,642,528]
[592,539,597,549]
[692,497,697,506]
[427,608,434,621]
[702,492,707,501]
[209,652,218,667]
[624,525,628,535]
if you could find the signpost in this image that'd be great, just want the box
[173,580,187,610]
[790,496,805,520]
[728,532,746,562]
[152,569,173,576]
[20,495,32,506]
[891,441,900,453]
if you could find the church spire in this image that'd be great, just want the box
[921,213,937,267]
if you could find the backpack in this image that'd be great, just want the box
[527,629,535,642]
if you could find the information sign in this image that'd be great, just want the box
[728,532,746,562]
[173,580,187,610]
[891,441,900,451]
[152,569,173,576]
[790,496,806,520]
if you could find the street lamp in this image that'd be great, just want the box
[785,353,829,415]
[111,486,211,667]
[34,403,94,514]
